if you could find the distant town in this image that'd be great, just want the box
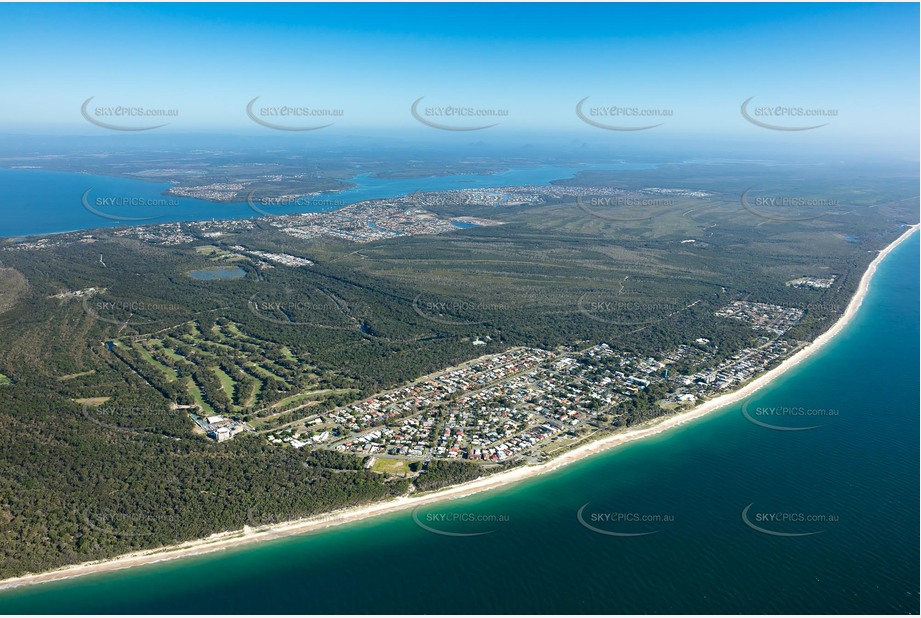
[3,184,715,251]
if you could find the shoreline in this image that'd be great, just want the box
[0,164,592,241]
[1,223,917,593]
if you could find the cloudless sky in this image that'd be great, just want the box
[0,3,917,155]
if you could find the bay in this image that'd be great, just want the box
[0,164,651,238]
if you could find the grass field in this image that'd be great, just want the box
[186,378,216,415]
[133,341,179,382]
[245,362,292,388]
[156,343,186,363]
[540,434,584,456]
[211,366,237,407]
[269,389,337,410]
[370,457,413,475]
[194,244,248,262]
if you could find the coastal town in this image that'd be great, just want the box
[256,300,808,468]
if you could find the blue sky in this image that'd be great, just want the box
[0,3,917,154]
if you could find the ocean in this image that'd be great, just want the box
[0,231,916,614]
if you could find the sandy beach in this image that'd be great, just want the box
[1,224,916,593]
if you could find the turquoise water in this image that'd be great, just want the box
[0,164,646,238]
[0,233,917,614]
[187,267,247,281]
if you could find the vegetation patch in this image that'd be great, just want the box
[57,370,96,381]
[73,396,111,406]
